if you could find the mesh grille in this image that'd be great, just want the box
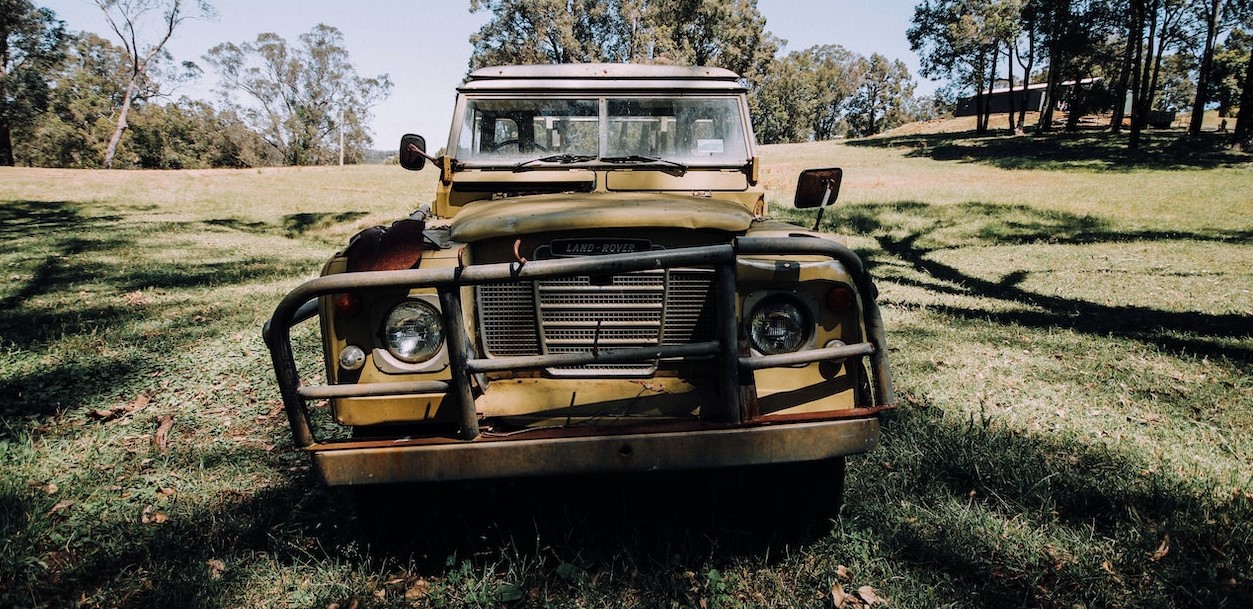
[477,269,715,376]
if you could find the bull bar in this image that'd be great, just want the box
[262,236,895,481]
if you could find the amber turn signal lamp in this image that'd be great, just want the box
[333,292,362,318]
[825,286,854,312]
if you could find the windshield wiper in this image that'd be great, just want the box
[598,155,688,176]
[512,154,597,171]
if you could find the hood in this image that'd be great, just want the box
[449,192,755,243]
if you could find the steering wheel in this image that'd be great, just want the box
[487,139,548,152]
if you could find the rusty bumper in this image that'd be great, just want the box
[311,417,879,486]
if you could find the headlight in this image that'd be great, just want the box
[747,296,810,355]
[383,300,444,363]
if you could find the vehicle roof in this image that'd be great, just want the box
[460,63,747,93]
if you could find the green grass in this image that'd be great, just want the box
[1,135,1250,608]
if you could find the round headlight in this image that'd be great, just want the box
[383,300,444,363]
[747,296,810,355]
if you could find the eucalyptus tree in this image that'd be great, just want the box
[0,0,68,166]
[908,0,1004,133]
[94,0,213,168]
[205,24,392,166]
[846,53,917,137]
[468,0,778,79]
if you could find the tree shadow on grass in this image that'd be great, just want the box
[819,201,1252,363]
[204,211,368,238]
[842,405,1253,608]
[848,130,1252,171]
[0,200,315,427]
[282,211,369,237]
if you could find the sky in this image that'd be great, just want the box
[43,0,930,151]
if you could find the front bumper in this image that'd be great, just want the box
[311,417,880,486]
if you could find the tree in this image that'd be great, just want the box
[846,53,917,137]
[800,45,863,140]
[469,0,779,79]
[909,0,1003,133]
[17,33,128,168]
[1232,3,1253,146]
[751,52,819,144]
[124,98,271,168]
[751,45,862,144]
[1206,28,1251,116]
[0,0,68,166]
[94,0,212,168]
[205,24,392,166]
[1186,0,1240,135]
[468,0,625,67]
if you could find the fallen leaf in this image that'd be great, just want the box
[405,579,430,600]
[49,500,75,515]
[373,589,386,600]
[1150,534,1170,561]
[140,504,168,524]
[90,393,152,422]
[158,486,176,497]
[836,565,852,581]
[206,559,226,580]
[154,415,175,453]
[857,586,881,605]
[831,581,850,608]
[124,290,155,306]
[42,482,58,495]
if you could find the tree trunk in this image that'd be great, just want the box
[1039,56,1060,133]
[1110,14,1137,133]
[1188,0,1222,135]
[1007,42,1017,133]
[1135,7,1159,136]
[1017,26,1035,134]
[1233,47,1253,148]
[1066,74,1083,131]
[1129,0,1146,149]
[0,123,13,167]
[103,77,140,169]
[0,35,11,166]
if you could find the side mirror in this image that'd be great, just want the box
[793,167,843,209]
[399,134,428,171]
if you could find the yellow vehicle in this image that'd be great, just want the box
[263,64,895,499]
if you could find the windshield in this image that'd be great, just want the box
[454,96,750,166]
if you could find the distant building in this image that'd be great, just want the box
[955,78,1102,116]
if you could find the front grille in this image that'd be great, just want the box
[477,269,715,376]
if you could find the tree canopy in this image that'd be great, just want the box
[1,0,68,165]
[204,24,392,166]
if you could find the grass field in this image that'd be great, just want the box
[1,133,1250,608]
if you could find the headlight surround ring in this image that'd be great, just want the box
[746,294,812,355]
[382,299,445,364]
